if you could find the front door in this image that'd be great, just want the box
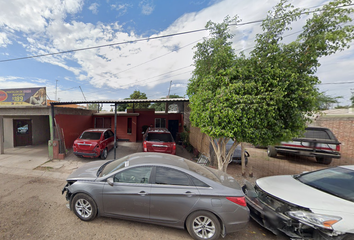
[102,166,152,220]
[13,119,32,147]
[168,120,178,141]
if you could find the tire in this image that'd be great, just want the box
[71,193,97,221]
[267,146,277,157]
[100,148,108,159]
[316,157,332,165]
[186,211,221,240]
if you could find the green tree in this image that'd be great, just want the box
[187,0,354,172]
[149,94,183,111]
[117,91,150,111]
[87,103,103,111]
[351,94,354,107]
[316,92,342,110]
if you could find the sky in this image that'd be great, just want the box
[1,0,354,111]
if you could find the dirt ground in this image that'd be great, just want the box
[1,144,339,240]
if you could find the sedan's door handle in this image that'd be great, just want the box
[185,191,196,197]
[139,191,148,196]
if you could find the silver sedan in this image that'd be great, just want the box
[62,152,249,240]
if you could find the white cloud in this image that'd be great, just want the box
[139,0,154,15]
[89,3,99,14]
[0,0,352,106]
[0,32,11,47]
[111,3,131,16]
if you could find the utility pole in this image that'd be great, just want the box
[167,81,172,98]
[165,81,172,113]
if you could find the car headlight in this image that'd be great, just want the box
[287,211,342,230]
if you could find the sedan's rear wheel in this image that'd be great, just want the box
[100,148,108,159]
[186,211,221,240]
[72,193,97,221]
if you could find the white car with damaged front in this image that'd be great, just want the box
[243,166,354,240]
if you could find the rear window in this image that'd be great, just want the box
[80,132,102,140]
[303,130,331,139]
[184,160,220,183]
[147,133,173,142]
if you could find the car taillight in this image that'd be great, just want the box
[226,196,247,207]
[143,141,147,152]
[173,143,176,150]
[336,144,340,152]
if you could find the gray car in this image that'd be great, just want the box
[226,140,250,165]
[62,152,249,240]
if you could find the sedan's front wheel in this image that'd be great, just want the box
[186,211,221,240]
[100,148,108,159]
[72,193,97,221]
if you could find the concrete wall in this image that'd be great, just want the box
[55,114,94,149]
[3,118,13,148]
[31,116,50,145]
[2,116,50,148]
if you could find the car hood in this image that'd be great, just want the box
[256,175,354,214]
[66,160,108,180]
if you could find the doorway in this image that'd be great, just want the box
[13,119,32,147]
[168,120,179,142]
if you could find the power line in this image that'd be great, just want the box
[1,3,352,64]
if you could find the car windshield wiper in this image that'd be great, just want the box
[97,160,113,177]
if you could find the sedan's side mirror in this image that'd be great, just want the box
[107,177,114,186]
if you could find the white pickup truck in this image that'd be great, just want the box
[267,126,341,164]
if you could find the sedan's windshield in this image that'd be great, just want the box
[99,156,129,177]
[296,167,354,202]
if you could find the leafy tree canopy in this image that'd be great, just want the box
[117,90,150,111]
[87,103,103,111]
[316,92,342,110]
[149,94,183,111]
[187,0,354,171]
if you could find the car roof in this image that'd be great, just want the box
[146,128,171,133]
[84,128,110,132]
[124,152,191,170]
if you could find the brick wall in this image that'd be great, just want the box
[314,115,354,161]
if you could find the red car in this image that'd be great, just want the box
[73,129,117,159]
[143,128,176,155]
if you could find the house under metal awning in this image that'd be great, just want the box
[50,98,189,159]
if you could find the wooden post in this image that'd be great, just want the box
[241,142,246,176]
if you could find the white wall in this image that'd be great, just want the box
[3,118,13,148]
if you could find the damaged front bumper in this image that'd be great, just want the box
[62,183,73,208]
[242,181,345,240]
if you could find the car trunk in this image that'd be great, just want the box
[147,141,174,154]
[76,140,99,151]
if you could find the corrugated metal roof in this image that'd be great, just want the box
[50,98,189,105]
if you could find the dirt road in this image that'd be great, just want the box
[0,172,288,240]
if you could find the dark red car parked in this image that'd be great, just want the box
[73,128,117,159]
[143,128,176,155]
